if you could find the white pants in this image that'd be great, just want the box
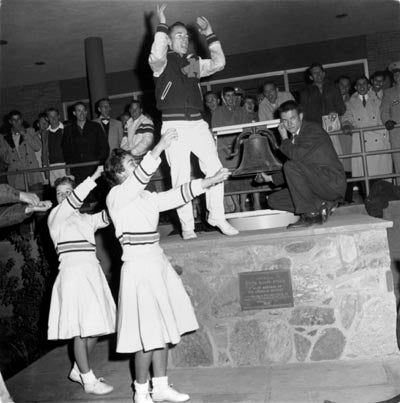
[163,119,224,232]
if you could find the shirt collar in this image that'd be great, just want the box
[48,122,64,132]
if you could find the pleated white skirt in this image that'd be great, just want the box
[117,250,198,353]
[48,258,116,340]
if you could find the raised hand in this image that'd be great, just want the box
[91,165,104,181]
[157,4,167,24]
[278,122,289,140]
[196,16,212,36]
[19,191,40,206]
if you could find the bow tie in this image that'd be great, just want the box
[101,119,110,125]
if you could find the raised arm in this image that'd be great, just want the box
[107,128,178,211]
[197,16,226,77]
[48,166,102,228]
[89,209,110,231]
[148,4,169,77]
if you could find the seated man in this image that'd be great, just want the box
[264,101,346,228]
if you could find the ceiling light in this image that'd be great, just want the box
[335,13,348,19]
[34,61,46,65]
[0,40,8,45]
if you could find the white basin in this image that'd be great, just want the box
[226,209,298,231]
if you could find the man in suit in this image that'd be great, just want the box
[381,61,400,184]
[62,102,109,184]
[93,98,123,154]
[263,101,346,228]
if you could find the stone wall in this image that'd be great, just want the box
[163,216,397,367]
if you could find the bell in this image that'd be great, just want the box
[230,129,282,177]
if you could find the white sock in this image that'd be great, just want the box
[134,380,149,394]
[80,369,96,384]
[72,362,80,373]
[152,376,168,391]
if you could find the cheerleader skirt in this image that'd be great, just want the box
[117,250,199,353]
[48,259,116,340]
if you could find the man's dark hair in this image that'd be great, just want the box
[309,62,325,72]
[354,75,369,85]
[73,101,87,110]
[104,148,132,187]
[38,112,47,120]
[370,71,385,82]
[205,91,217,99]
[278,100,302,116]
[222,86,235,96]
[168,21,187,36]
[262,81,277,89]
[8,110,22,120]
[335,75,351,85]
[46,107,60,115]
[95,97,110,111]
[129,99,142,109]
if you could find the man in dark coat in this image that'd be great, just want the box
[62,102,109,184]
[264,101,347,228]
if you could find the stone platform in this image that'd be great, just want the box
[160,214,397,368]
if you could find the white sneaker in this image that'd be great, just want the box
[208,218,239,236]
[68,367,82,385]
[134,392,154,403]
[83,377,114,395]
[182,230,197,240]
[152,385,190,402]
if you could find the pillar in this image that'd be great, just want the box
[84,37,108,118]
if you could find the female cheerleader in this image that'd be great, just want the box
[104,128,230,403]
[47,166,116,395]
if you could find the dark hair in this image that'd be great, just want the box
[335,75,351,84]
[46,107,60,115]
[73,101,87,110]
[205,91,217,99]
[262,81,276,89]
[370,71,385,81]
[168,21,187,36]
[54,176,76,189]
[277,100,302,116]
[104,148,132,186]
[222,86,235,96]
[95,97,110,112]
[8,110,22,120]
[354,75,369,85]
[129,99,142,109]
[309,62,324,72]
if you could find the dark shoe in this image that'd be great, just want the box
[320,200,339,223]
[287,212,323,229]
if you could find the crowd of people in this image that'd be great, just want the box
[1,2,400,402]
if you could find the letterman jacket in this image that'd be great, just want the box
[148,23,225,121]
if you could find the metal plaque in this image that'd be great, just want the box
[239,270,294,310]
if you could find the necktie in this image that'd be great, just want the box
[362,96,366,108]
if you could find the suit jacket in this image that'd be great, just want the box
[62,121,109,183]
[274,121,346,193]
[93,118,123,154]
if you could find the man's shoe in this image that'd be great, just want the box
[208,218,239,236]
[152,385,190,402]
[83,378,114,395]
[68,367,83,385]
[287,212,323,229]
[182,230,197,240]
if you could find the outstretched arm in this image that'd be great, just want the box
[157,168,230,212]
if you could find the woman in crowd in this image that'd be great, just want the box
[47,166,116,395]
[104,128,230,403]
